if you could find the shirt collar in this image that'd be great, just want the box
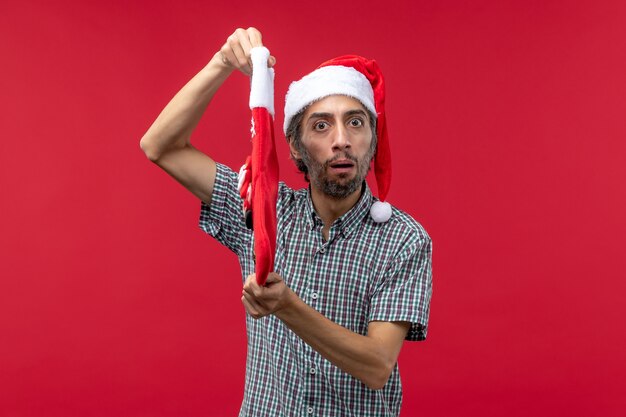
[304,182,373,238]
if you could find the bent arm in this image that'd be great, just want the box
[278,295,410,390]
[242,273,410,390]
[139,54,232,204]
[140,27,275,205]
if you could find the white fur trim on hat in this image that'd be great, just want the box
[283,65,376,134]
[249,46,275,116]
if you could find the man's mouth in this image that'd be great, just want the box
[328,160,355,175]
[329,159,355,169]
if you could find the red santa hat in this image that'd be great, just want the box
[283,55,392,222]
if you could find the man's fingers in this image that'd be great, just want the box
[219,28,274,74]
[242,291,260,307]
[244,282,264,298]
[242,292,266,319]
[219,28,253,75]
[235,28,255,69]
[241,271,289,317]
[243,273,260,296]
[246,27,263,48]
[235,27,254,49]
[227,33,251,74]
[247,28,276,69]
[241,295,258,317]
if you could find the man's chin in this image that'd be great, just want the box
[318,177,363,199]
[324,175,354,189]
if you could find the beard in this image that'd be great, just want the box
[300,147,375,200]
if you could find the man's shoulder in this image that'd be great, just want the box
[276,181,310,217]
[383,203,431,246]
[277,181,307,202]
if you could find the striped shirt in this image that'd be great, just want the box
[199,163,432,417]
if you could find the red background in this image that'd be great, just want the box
[1,0,625,416]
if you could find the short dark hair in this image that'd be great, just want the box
[286,106,378,182]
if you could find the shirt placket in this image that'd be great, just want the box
[298,218,334,416]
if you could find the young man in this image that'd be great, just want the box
[141,27,432,417]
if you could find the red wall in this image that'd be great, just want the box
[1,1,625,416]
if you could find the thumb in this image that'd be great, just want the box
[264,272,282,285]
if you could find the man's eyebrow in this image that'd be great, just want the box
[306,109,369,122]
[306,112,333,122]
[344,109,368,118]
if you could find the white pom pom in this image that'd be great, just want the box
[370,201,392,223]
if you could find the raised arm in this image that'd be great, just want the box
[139,27,276,204]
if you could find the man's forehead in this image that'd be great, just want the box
[303,95,368,117]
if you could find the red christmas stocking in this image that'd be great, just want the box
[248,47,278,286]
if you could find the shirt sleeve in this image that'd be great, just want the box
[369,236,433,341]
[198,162,250,255]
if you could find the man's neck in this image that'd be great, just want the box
[310,183,364,232]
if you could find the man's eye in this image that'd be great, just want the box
[349,118,363,127]
[314,122,328,130]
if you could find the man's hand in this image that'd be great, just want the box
[216,27,276,76]
[241,272,293,319]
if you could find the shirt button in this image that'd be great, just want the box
[319,248,325,254]
[310,367,316,375]
[307,407,314,414]
[311,292,318,300]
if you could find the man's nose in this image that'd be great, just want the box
[332,125,351,150]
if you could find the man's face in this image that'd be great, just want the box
[291,95,375,199]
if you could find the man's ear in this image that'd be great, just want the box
[288,137,301,160]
